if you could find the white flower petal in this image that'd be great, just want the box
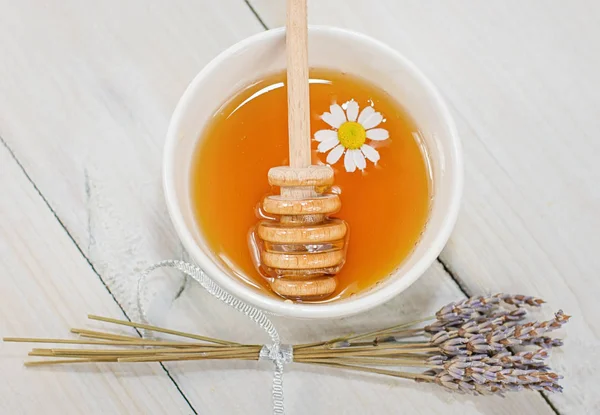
[330,103,346,124]
[326,144,345,164]
[357,106,375,124]
[321,112,341,129]
[314,129,338,142]
[345,100,359,122]
[317,137,340,153]
[320,104,346,128]
[344,150,356,172]
[366,128,389,141]
[353,149,366,171]
[360,144,380,163]
[362,112,383,129]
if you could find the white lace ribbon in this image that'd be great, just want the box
[136,260,292,415]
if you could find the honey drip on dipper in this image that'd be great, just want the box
[249,0,349,300]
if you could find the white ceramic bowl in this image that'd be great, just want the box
[164,26,462,319]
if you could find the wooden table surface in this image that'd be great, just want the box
[1,1,598,414]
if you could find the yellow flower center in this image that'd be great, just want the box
[337,121,366,150]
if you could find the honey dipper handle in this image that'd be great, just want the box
[286,0,311,168]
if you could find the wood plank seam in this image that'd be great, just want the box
[243,0,268,30]
[436,257,470,297]
[0,134,199,415]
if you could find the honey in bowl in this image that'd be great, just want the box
[190,68,431,302]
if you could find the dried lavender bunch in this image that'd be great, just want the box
[337,297,567,398]
[409,297,569,396]
[5,293,568,400]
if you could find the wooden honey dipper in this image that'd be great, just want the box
[250,0,348,301]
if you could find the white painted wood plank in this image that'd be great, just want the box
[248,1,600,413]
[0,0,565,414]
[0,144,191,414]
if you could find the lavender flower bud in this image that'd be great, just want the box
[431,331,450,345]
[440,337,468,356]
[495,294,545,307]
[426,355,448,366]
[522,337,564,349]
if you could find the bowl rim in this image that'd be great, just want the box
[163,25,463,319]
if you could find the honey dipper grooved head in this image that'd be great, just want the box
[252,164,347,301]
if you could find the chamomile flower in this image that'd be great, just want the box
[315,100,390,172]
